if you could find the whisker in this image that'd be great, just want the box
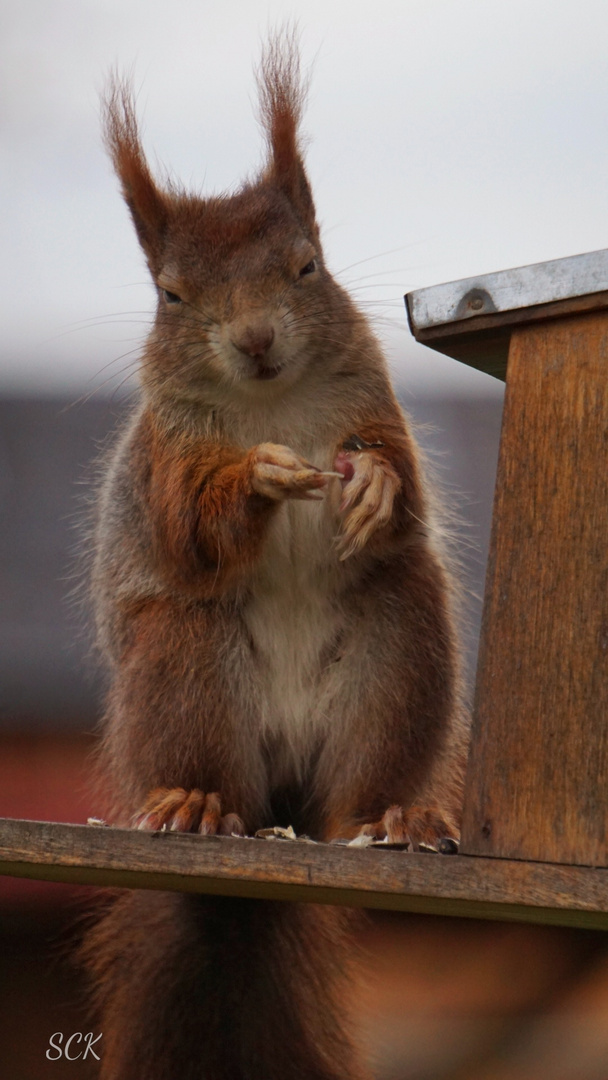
[53,311,155,334]
[334,241,430,277]
[345,283,413,291]
[342,269,417,287]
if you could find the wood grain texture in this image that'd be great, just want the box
[2,817,608,929]
[461,310,608,865]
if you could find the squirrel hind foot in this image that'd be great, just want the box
[133,787,246,837]
[358,803,460,852]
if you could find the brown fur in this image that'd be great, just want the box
[85,29,469,1080]
[82,894,365,1080]
[145,412,279,594]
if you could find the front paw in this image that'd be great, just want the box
[334,450,400,560]
[250,443,332,502]
[133,787,245,836]
[356,804,460,852]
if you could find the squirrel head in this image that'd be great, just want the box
[102,32,353,402]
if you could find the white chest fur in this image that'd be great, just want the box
[218,388,351,785]
[243,484,343,785]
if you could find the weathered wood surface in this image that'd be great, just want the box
[2,817,608,929]
[405,248,608,379]
[461,310,608,866]
[406,290,608,380]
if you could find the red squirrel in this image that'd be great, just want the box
[83,31,468,1080]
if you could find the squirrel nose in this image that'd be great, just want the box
[231,324,275,358]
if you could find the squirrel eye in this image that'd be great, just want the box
[162,288,182,304]
[299,259,317,277]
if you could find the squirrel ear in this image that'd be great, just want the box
[257,31,319,239]
[102,76,169,273]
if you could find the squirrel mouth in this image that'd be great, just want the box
[253,363,283,381]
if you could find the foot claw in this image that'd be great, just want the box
[357,803,460,852]
[199,791,221,835]
[437,837,459,855]
[218,812,246,837]
[133,787,245,837]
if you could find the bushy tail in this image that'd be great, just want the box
[81,891,370,1080]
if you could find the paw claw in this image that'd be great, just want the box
[251,443,328,502]
[334,451,399,558]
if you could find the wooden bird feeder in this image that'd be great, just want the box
[2,249,608,929]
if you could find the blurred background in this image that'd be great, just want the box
[2,1,608,1077]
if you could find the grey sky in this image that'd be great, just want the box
[2,0,607,397]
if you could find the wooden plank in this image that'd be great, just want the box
[2,818,608,929]
[407,249,608,329]
[407,289,608,380]
[405,249,608,379]
[461,310,608,866]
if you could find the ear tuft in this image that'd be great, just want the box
[257,29,318,237]
[101,75,169,270]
